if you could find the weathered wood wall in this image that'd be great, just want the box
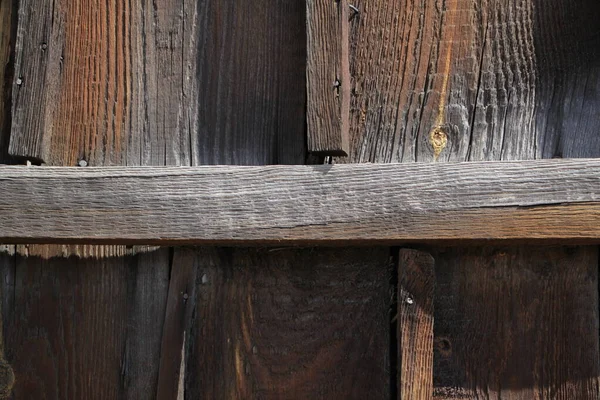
[342,0,600,397]
[0,0,599,398]
[1,0,391,398]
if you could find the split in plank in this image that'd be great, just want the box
[0,158,599,244]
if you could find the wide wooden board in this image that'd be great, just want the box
[0,159,599,244]
[433,246,600,399]
[184,247,391,399]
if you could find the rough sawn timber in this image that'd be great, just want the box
[306,0,350,156]
[0,159,599,244]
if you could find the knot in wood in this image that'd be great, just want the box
[429,126,448,160]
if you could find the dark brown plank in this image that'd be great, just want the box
[10,0,306,165]
[0,0,15,163]
[0,246,14,399]
[398,249,435,400]
[306,0,350,156]
[156,249,196,400]
[184,247,390,399]
[433,246,600,399]
[0,159,599,244]
[2,248,168,399]
[4,245,170,400]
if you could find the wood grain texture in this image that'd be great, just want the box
[1,248,170,399]
[10,0,306,165]
[534,0,600,159]
[184,247,390,399]
[398,249,435,400]
[156,249,196,400]
[0,0,15,163]
[0,159,599,244]
[341,0,600,163]
[306,0,350,156]
[433,246,600,399]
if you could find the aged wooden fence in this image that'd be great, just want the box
[0,0,599,398]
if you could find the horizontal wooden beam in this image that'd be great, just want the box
[0,159,599,245]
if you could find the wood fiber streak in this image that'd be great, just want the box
[343,0,600,163]
[0,159,599,243]
[306,0,350,156]
[398,249,435,400]
[185,247,390,399]
[1,248,170,399]
[10,0,306,165]
[433,246,600,399]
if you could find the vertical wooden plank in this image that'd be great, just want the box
[185,247,391,399]
[121,249,171,400]
[0,246,15,399]
[433,246,600,399]
[343,0,541,163]
[0,0,15,163]
[194,0,307,165]
[155,249,196,400]
[3,247,170,400]
[306,0,350,156]
[398,249,435,400]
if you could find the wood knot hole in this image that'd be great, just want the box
[436,337,452,357]
[429,126,448,160]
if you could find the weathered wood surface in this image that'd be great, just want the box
[306,0,350,156]
[3,0,313,398]
[184,247,390,399]
[0,159,599,244]
[343,0,600,395]
[342,0,600,163]
[9,0,306,165]
[398,249,435,400]
[0,0,14,163]
[155,249,196,400]
[433,246,600,399]
[0,247,171,399]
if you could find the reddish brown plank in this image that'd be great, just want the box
[184,247,391,398]
[398,249,435,400]
[306,0,350,156]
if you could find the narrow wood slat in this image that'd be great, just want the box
[306,0,350,156]
[156,249,197,400]
[398,249,435,400]
[0,159,599,244]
